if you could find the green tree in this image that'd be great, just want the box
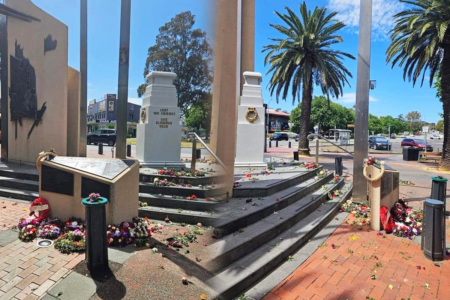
[386,0,450,169]
[138,11,213,115]
[369,114,383,135]
[437,120,444,132]
[405,111,422,133]
[184,92,212,137]
[263,2,355,155]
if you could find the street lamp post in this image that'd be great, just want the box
[352,0,373,203]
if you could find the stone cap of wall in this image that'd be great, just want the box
[243,71,262,86]
[146,71,177,86]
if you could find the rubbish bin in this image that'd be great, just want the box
[431,176,447,209]
[403,147,420,161]
[82,197,109,270]
[293,151,299,161]
[196,149,201,159]
[421,199,446,261]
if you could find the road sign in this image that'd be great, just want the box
[347,124,355,128]
[422,126,429,133]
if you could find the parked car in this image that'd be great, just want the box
[270,133,289,141]
[390,134,396,139]
[87,129,117,146]
[369,136,390,150]
[401,138,433,151]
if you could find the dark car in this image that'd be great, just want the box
[369,136,390,150]
[87,129,116,146]
[401,138,433,151]
[270,133,289,141]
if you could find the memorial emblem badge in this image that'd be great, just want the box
[141,108,146,123]
[245,107,258,123]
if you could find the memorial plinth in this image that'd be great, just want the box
[234,72,267,170]
[39,157,139,224]
[366,164,400,231]
[136,71,185,169]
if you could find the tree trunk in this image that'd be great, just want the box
[440,43,450,170]
[298,75,313,156]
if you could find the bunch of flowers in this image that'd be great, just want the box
[153,178,177,187]
[107,223,133,247]
[328,189,341,199]
[315,169,328,180]
[88,193,101,203]
[156,168,207,177]
[18,216,41,242]
[64,217,85,233]
[341,199,370,218]
[186,195,198,200]
[364,157,382,167]
[37,218,63,239]
[54,230,85,254]
[304,162,319,169]
[390,199,423,239]
[106,217,160,247]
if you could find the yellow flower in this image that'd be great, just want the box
[417,222,422,227]
[320,171,324,175]
[388,284,393,290]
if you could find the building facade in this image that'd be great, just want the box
[267,109,290,133]
[87,94,140,136]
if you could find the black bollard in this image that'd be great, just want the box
[431,176,447,210]
[82,197,109,271]
[293,151,299,161]
[269,141,272,148]
[196,149,201,159]
[98,143,103,155]
[335,157,343,176]
[276,141,278,147]
[288,142,291,148]
[126,144,131,157]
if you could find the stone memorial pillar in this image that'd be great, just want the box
[234,72,266,169]
[136,71,185,169]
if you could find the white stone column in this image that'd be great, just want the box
[136,71,185,169]
[235,72,266,169]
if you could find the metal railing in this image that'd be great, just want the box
[307,133,354,157]
[187,132,230,175]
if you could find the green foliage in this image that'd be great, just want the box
[406,111,422,132]
[290,96,355,132]
[138,11,213,115]
[436,120,444,132]
[185,92,212,136]
[369,114,383,134]
[54,233,85,254]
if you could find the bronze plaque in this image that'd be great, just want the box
[41,165,74,196]
[381,172,393,200]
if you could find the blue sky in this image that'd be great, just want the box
[31,0,214,105]
[30,0,441,123]
[256,0,441,123]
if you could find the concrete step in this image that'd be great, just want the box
[214,172,335,236]
[139,193,223,211]
[0,169,39,182]
[232,166,323,198]
[139,182,228,198]
[0,176,39,192]
[139,172,226,186]
[0,186,39,202]
[205,177,346,273]
[207,182,353,300]
[138,206,220,226]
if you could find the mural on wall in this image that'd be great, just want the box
[9,40,47,139]
[44,34,57,54]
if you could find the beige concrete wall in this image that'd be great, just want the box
[240,0,255,89]
[67,67,80,157]
[6,0,68,163]
[209,0,239,193]
[110,162,139,224]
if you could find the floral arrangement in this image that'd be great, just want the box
[328,189,341,199]
[106,217,160,248]
[153,178,177,187]
[156,168,207,177]
[37,218,63,239]
[18,223,38,241]
[341,199,370,218]
[315,169,328,180]
[186,195,198,200]
[54,230,86,254]
[364,157,382,167]
[304,162,319,169]
[88,193,101,203]
[390,199,423,239]
[64,217,85,233]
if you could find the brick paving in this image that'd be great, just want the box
[264,214,450,300]
[0,199,83,300]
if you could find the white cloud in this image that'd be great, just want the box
[128,97,143,106]
[327,0,403,40]
[334,93,379,104]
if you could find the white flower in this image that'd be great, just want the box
[405,217,411,223]
[413,228,417,233]
[72,221,78,226]
[152,247,158,254]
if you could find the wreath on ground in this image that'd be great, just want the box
[54,229,86,254]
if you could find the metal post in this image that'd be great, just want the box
[315,139,319,165]
[79,0,88,157]
[0,9,8,161]
[116,0,131,159]
[352,0,373,203]
[264,104,267,153]
[191,138,197,173]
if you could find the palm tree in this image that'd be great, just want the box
[263,2,355,155]
[386,0,450,169]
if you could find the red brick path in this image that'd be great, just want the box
[0,199,84,300]
[264,214,450,300]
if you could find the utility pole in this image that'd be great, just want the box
[116,0,131,159]
[79,0,88,157]
[352,0,373,203]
